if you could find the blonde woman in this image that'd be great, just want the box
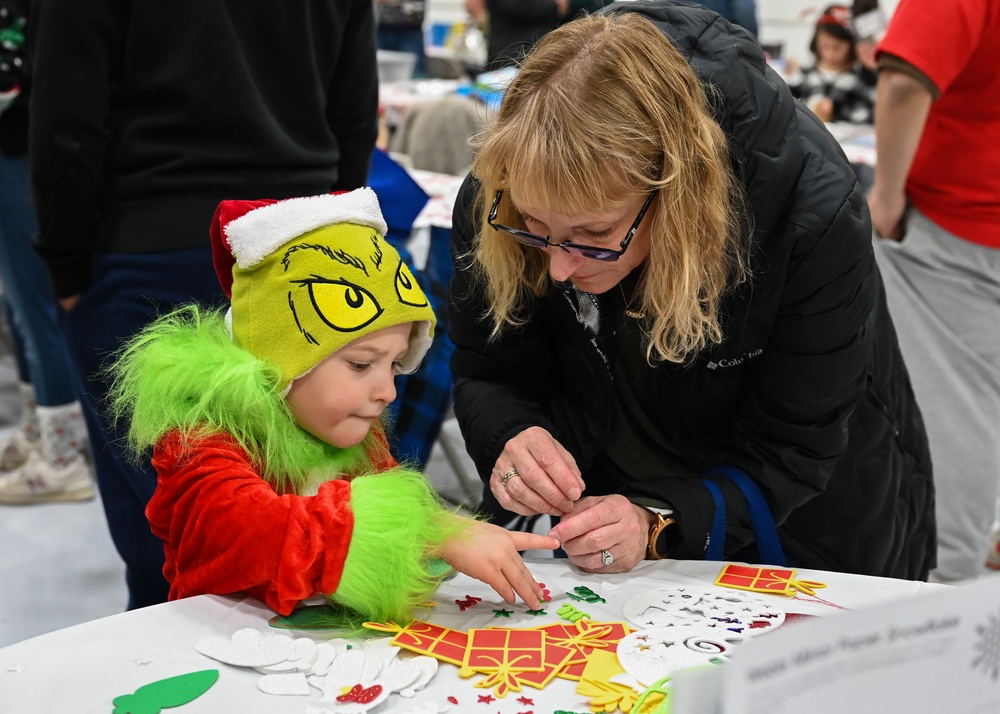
[448,1,935,580]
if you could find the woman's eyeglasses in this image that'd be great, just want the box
[487,189,657,262]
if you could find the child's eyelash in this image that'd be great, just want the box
[349,362,370,372]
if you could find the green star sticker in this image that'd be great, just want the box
[526,608,547,616]
[492,608,513,618]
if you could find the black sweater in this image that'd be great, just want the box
[448,0,935,579]
[28,0,379,298]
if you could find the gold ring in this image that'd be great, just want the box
[502,469,519,488]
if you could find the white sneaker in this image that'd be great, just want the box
[0,452,95,504]
[0,429,41,471]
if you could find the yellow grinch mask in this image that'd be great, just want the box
[210,189,435,392]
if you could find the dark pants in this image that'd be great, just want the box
[60,247,227,609]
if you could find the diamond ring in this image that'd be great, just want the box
[501,469,519,488]
[601,549,614,567]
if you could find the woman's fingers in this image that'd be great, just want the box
[494,427,585,515]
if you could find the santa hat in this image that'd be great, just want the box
[817,5,852,30]
[210,189,435,392]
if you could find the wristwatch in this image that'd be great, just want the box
[645,506,680,560]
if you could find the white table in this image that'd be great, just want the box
[0,559,944,713]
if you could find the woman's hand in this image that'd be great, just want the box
[491,426,585,517]
[548,495,652,573]
[437,518,559,610]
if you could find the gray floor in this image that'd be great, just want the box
[0,419,483,648]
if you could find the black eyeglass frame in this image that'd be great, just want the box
[487,189,658,262]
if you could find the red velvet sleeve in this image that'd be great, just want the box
[146,432,354,616]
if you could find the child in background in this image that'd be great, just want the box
[784,5,876,124]
[109,189,557,621]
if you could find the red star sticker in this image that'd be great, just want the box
[477,694,495,704]
[517,696,535,705]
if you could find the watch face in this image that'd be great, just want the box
[654,518,679,558]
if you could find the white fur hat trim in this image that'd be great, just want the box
[223,188,388,269]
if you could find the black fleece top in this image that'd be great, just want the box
[28,0,378,298]
[448,0,935,579]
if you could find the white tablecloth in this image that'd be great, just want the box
[0,559,943,713]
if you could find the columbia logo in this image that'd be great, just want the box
[706,349,763,370]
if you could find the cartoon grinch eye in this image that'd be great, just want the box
[301,277,383,332]
[395,259,428,308]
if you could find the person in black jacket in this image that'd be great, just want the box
[448,1,935,580]
[28,0,379,608]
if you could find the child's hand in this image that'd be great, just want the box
[437,519,559,610]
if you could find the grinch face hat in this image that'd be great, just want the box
[210,188,435,392]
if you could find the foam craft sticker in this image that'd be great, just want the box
[257,672,311,696]
[308,641,347,677]
[715,563,828,597]
[459,629,546,698]
[397,655,439,698]
[255,637,319,674]
[195,628,297,667]
[536,621,634,681]
[615,625,743,687]
[269,604,355,630]
[558,603,592,622]
[317,648,390,713]
[112,669,219,714]
[503,640,576,691]
[365,620,469,666]
[621,586,784,635]
[576,650,649,714]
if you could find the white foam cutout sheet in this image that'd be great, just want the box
[255,637,319,674]
[194,628,297,667]
[317,648,391,713]
[361,637,400,667]
[616,625,745,687]
[306,641,343,677]
[621,586,785,635]
[258,672,312,696]
[397,656,438,698]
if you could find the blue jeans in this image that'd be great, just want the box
[0,154,78,406]
[377,26,426,76]
[60,247,228,609]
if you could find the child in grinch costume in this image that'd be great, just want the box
[109,189,557,620]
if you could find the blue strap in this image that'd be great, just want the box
[703,479,727,561]
[702,466,787,566]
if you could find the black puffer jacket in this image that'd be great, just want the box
[448,0,935,579]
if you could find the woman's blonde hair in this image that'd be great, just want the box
[470,11,747,364]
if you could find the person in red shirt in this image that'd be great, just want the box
[868,0,1000,581]
[108,189,556,619]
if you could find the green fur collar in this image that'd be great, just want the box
[108,305,368,493]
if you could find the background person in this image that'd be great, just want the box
[448,1,934,579]
[783,5,875,125]
[0,0,90,505]
[868,0,1000,582]
[28,0,379,609]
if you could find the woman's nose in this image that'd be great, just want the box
[547,247,586,283]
